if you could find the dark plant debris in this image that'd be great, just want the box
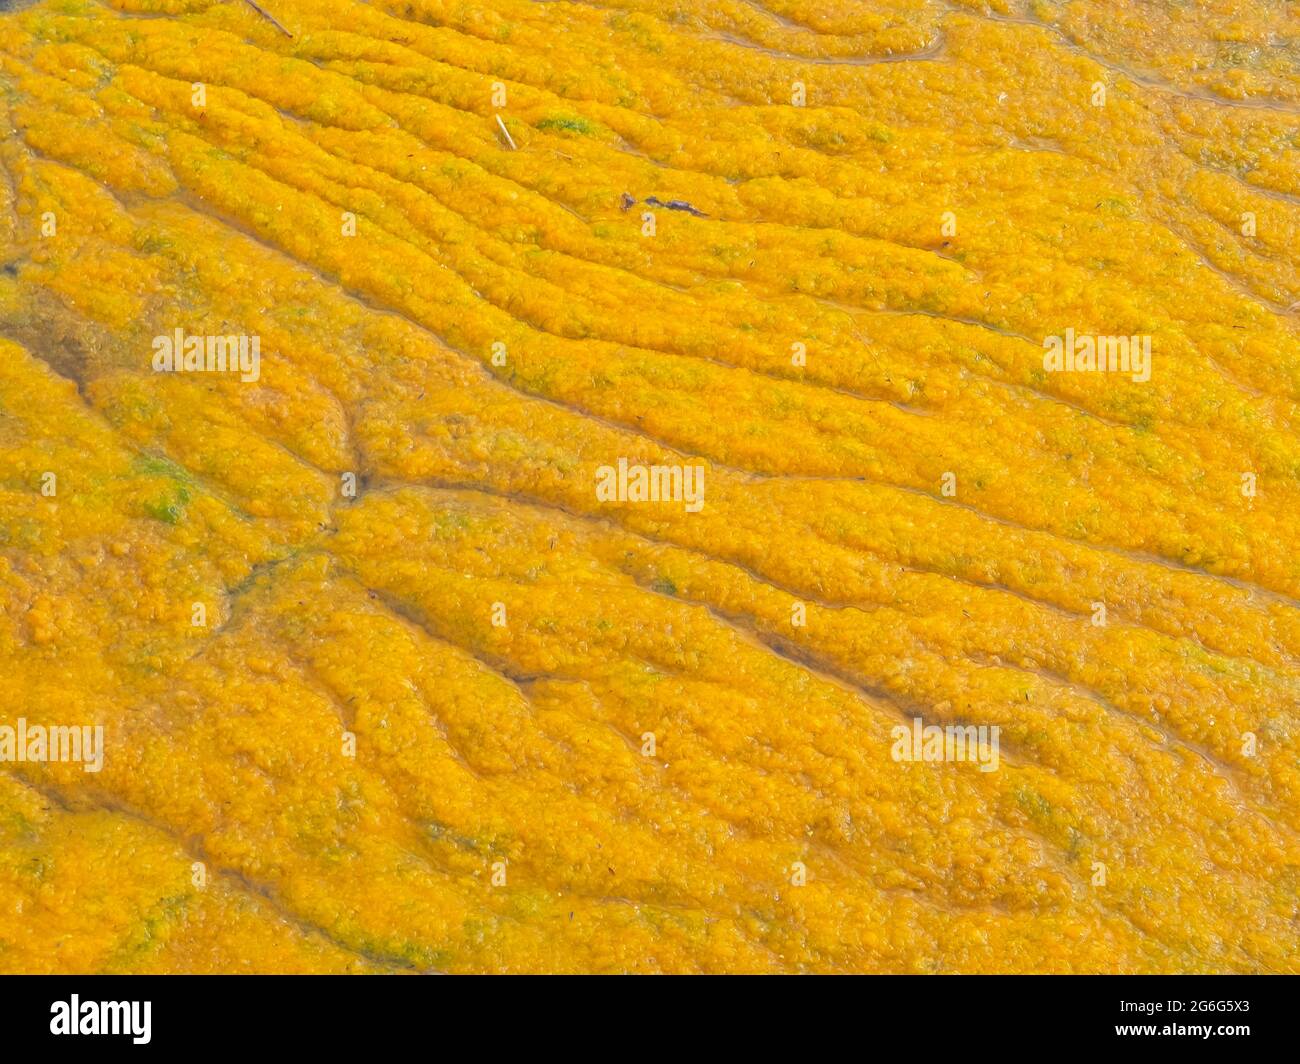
[620,193,708,217]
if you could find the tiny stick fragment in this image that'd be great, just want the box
[495,114,517,151]
[645,196,708,218]
[243,0,294,38]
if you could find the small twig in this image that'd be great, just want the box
[243,0,294,38]
[495,114,517,151]
[645,196,708,218]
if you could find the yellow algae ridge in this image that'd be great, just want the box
[0,0,1298,973]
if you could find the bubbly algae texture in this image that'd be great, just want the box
[0,0,1298,973]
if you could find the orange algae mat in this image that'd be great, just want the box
[0,0,1298,974]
